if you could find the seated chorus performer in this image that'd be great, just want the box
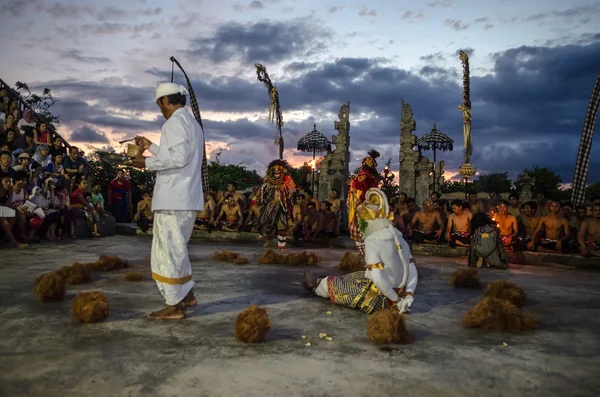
[303,188,418,314]
[446,199,472,247]
[579,204,600,257]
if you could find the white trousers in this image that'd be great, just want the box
[151,210,196,306]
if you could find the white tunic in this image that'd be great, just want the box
[145,107,204,211]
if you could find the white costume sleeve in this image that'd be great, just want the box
[364,239,400,302]
[145,118,192,171]
[405,262,418,294]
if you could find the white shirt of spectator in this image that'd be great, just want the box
[17,118,36,135]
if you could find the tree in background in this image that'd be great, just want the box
[585,181,600,200]
[14,81,60,127]
[516,166,562,197]
[476,172,513,193]
[207,149,262,191]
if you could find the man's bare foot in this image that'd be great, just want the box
[182,290,197,307]
[148,304,185,320]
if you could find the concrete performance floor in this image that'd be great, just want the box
[0,236,599,397]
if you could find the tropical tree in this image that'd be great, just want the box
[14,81,60,127]
[475,172,513,193]
[516,166,562,196]
[585,181,600,201]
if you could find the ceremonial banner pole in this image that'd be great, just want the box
[170,56,209,195]
[254,64,284,160]
[571,74,600,206]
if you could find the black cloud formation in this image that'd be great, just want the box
[70,126,109,143]
[34,35,600,184]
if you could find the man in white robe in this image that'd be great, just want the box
[304,188,418,314]
[132,82,204,319]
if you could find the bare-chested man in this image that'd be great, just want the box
[408,199,443,244]
[528,200,570,253]
[534,191,550,218]
[402,197,419,226]
[328,188,342,234]
[214,194,243,232]
[446,199,472,247]
[495,200,518,249]
[467,192,486,214]
[195,193,216,232]
[508,193,521,217]
[434,200,448,237]
[219,182,245,208]
[292,193,307,240]
[304,201,324,240]
[516,201,539,251]
[305,189,320,212]
[243,190,262,233]
[579,204,600,257]
[394,192,409,219]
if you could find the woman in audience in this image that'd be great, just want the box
[21,130,36,156]
[7,100,20,121]
[0,175,27,248]
[34,121,50,145]
[6,170,30,242]
[46,153,65,185]
[53,184,76,239]
[49,136,66,159]
[32,144,51,169]
[4,115,15,131]
[70,177,101,237]
[17,109,36,136]
[3,128,17,151]
[29,179,60,241]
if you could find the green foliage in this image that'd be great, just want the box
[585,182,600,200]
[288,163,311,190]
[475,172,513,193]
[516,166,562,196]
[14,81,60,127]
[442,180,474,193]
[206,149,262,191]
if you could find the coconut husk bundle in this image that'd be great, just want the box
[72,291,109,323]
[484,280,526,307]
[258,249,321,266]
[57,263,92,285]
[449,268,481,288]
[33,272,66,302]
[234,305,271,343]
[211,250,249,265]
[84,255,129,272]
[124,271,144,281]
[336,251,365,272]
[462,297,537,332]
[367,310,415,344]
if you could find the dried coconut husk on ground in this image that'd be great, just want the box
[484,280,526,307]
[234,305,271,343]
[85,255,129,272]
[449,268,481,288]
[462,297,537,332]
[57,263,91,285]
[72,291,109,323]
[336,251,365,272]
[33,272,66,302]
[367,310,415,344]
[258,249,321,266]
[124,271,144,281]
[211,250,249,265]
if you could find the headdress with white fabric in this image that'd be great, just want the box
[155,82,189,100]
[356,187,410,289]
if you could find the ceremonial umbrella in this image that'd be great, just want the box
[297,123,332,193]
[416,123,454,193]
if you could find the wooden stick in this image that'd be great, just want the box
[118,138,136,145]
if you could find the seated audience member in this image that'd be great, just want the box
[304,189,320,212]
[467,192,486,214]
[91,183,107,216]
[468,212,508,269]
[446,199,472,247]
[392,206,406,234]
[32,144,51,169]
[587,196,600,216]
[6,170,30,242]
[394,192,409,219]
[507,192,521,217]
[529,200,570,253]
[292,193,307,240]
[570,205,588,235]
[304,201,324,240]
[34,121,50,145]
[29,181,59,241]
[49,136,67,159]
[488,191,500,209]
[320,200,338,238]
[13,152,32,173]
[219,182,245,209]
[46,153,66,186]
[407,199,443,244]
[195,193,216,232]
[70,178,100,237]
[53,184,76,239]
[3,128,17,152]
[63,146,85,191]
[214,194,243,232]
[462,201,472,213]
[27,162,43,191]
[21,130,36,156]
[134,190,154,233]
[579,204,600,257]
[0,175,27,248]
[516,201,540,250]
[0,150,14,179]
[17,109,36,136]
[495,199,518,249]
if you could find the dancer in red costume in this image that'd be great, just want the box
[347,150,382,255]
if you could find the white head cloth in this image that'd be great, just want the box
[155,82,188,100]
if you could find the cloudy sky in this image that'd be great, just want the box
[1,0,599,184]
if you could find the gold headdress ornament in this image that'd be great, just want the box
[356,188,393,222]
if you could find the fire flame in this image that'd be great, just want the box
[308,159,317,170]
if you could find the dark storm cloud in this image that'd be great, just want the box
[186,18,332,64]
[37,39,600,182]
[70,126,109,143]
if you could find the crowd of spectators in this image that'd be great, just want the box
[0,87,107,248]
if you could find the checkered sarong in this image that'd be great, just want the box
[327,271,391,314]
[571,74,600,206]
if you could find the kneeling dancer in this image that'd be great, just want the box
[133,82,204,319]
[305,188,418,314]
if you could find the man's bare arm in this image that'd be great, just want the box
[578,219,589,248]
[531,217,546,243]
